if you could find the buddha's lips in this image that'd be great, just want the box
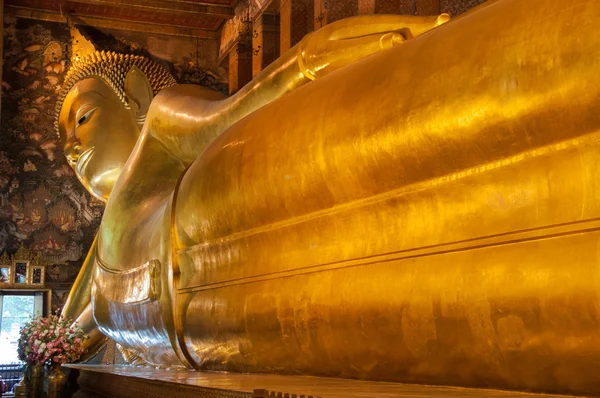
[76,146,94,177]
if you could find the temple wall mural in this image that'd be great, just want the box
[0,17,227,311]
[0,18,87,310]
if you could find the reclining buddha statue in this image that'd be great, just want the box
[59,0,600,394]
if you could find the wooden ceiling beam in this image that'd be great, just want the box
[65,0,234,19]
[5,6,220,39]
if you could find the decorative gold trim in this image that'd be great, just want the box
[0,252,10,266]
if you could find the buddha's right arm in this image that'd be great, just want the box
[61,234,105,361]
[146,14,450,165]
[61,233,97,322]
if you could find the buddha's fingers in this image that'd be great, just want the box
[299,29,408,80]
[324,13,450,41]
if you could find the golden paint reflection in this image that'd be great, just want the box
[58,1,600,395]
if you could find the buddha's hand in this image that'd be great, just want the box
[298,13,450,80]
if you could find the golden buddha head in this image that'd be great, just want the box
[56,23,176,201]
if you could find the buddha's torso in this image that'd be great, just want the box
[84,0,600,393]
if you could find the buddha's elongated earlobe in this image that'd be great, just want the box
[124,66,154,129]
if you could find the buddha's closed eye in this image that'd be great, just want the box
[76,107,97,128]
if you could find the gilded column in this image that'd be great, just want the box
[280,0,291,53]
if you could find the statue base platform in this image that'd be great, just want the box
[66,365,580,398]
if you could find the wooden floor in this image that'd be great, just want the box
[67,365,586,398]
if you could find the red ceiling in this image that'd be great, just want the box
[5,0,234,31]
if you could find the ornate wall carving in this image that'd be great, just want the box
[220,0,272,58]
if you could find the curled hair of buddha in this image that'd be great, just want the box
[54,50,177,137]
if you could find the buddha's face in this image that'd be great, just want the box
[59,77,139,202]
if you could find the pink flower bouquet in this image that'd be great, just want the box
[17,314,88,365]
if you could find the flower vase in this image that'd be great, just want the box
[13,370,27,397]
[27,364,44,398]
[47,363,66,398]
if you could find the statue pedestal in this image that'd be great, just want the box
[66,365,577,398]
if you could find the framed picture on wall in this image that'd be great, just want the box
[30,266,45,286]
[0,265,12,286]
[13,260,29,285]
